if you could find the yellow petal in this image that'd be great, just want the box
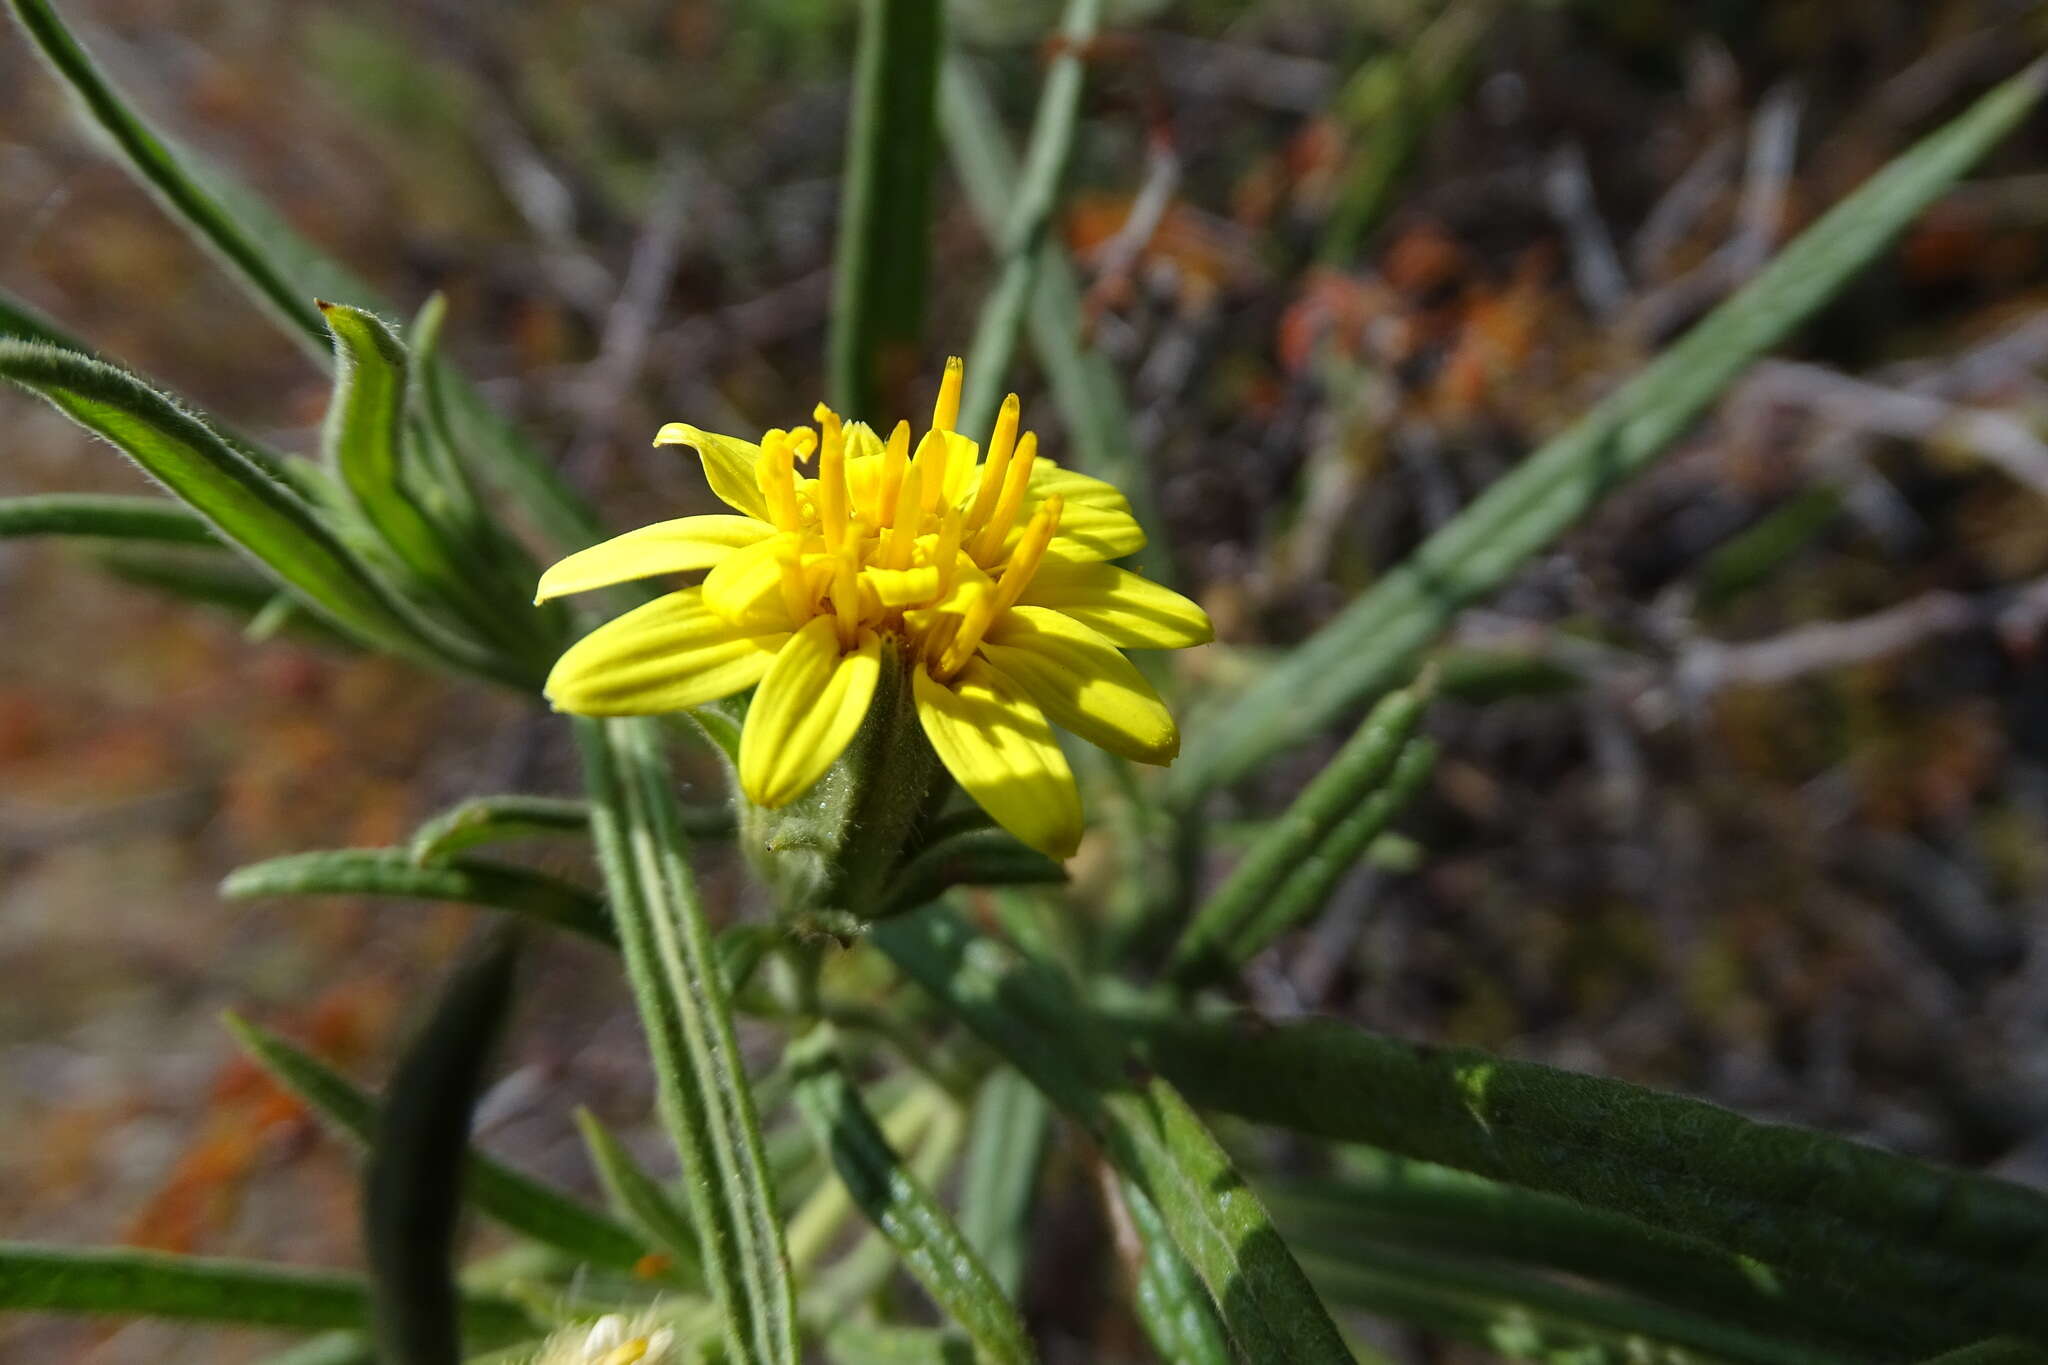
[701,535,828,629]
[979,606,1179,764]
[843,421,887,462]
[739,618,882,807]
[862,564,942,607]
[914,660,1083,859]
[654,423,769,520]
[1017,557,1214,649]
[938,431,981,506]
[546,588,787,715]
[1001,466,1145,563]
[534,516,775,602]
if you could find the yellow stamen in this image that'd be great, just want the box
[932,354,964,433]
[760,430,801,531]
[879,420,911,527]
[814,403,848,553]
[930,506,965,597]
[910,427,950,517]
[970,430,1037,563]
[938,582,995,679]
[885,457,923,569]
[963,393,1020,537]
[776,535,812,625]
[787,426,818,461]
[993,494,1062,614]
[831,544,861,648]
[595,1342,650,1365]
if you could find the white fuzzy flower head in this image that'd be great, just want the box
[528,1313,678,1365]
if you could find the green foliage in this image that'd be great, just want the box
[873,907,1353,1363]
[224,1015,651,1272]
[0,492,218,545]
[365,929,522,1365]
[1114,1005,2048,1345]
[222,848,614,947]
[955,1068,1050,1300]
[1118,1175,1233,1365]
[830,0,943,418]
[0,1244,534,1346]
[574,1110,706,1284]
[789,1025,1034,1365]
[577,717,798,1365]
[1173,59,2048,798]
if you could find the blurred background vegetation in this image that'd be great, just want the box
[5,1,2048,1359]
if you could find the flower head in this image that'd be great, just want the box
[540,358,1211,858]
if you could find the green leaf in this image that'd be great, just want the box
[829,0,942,417]
[871,907,1351,1363]
[574,1108,706,1284]
[1910,1342,2048,1365]
[1218,736,1437,976]
[1111,1004,2048,1343]
[0,1243,533,1346]
[1169,684,1430,983]
[248,1333,375,1365]
[222,848,613,947]
[876,823,1067,921]
[90,548,348,649]
[939,57,1171,585]
[223,1013,649,1272]
[319,303,540,675]
[957,0,1102,439]
[1266,1151,1962,1356]
[957,1067,1050,1299]
[821,1322,981,1365]
[1172,59,2048,799]
[576,716,797,1365]
[3,0,605,556]
[409,795,594,865]
[365,927,522,1365]
[0,286,88,349]
[789,1025,1034,1365]
[1302,1243,1844,1365]
[0,493,218,546]
[0,342,433,655]
[1117,1175,1232,1365]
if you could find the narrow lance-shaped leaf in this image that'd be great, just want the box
[575,1109,707,1285]
[223,1013,649,1273]
[365,927,522,1365]
[830,0,942,417]
[957,1068,1051,1299]
[1173,59,2048,799]
[3,0,605,554]
[0,1243,533,1346]
[790,1024,1035,1365]
[0,342,430,656]
[0,493,217,546]
[958,0,1102,438]
[1114,1175,1232,1365]
[1219,735,1438,975]
[1170,684,1429,984]
[871,907,1353,1364]
[1110,1002,2048,1342]
[223,848,613,947]
[939,56,1172,585]
[576,716,798,1365]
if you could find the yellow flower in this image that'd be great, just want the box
[539,357,1212,858]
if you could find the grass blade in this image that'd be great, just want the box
[871,907,1351,1364]
[1173,59,2048,799]
[223,1013,649,1273]
[222,848,612,947]
[0,1244,532,1345]
[576,716,797,1365]
[957,1068,1050,1299]
[0,493,217,546]
[829,0,943,417]
[1113,1005,2048,1342]
[365,927,521,1365]
[575,1108,706,1284]
[0,342,433,655]
[958,0,1102,438]
[1169,684,1429,984]
[939,57,1171,585]
[790,1025,1035,1365]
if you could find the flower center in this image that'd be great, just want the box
[744,360,1063,679]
